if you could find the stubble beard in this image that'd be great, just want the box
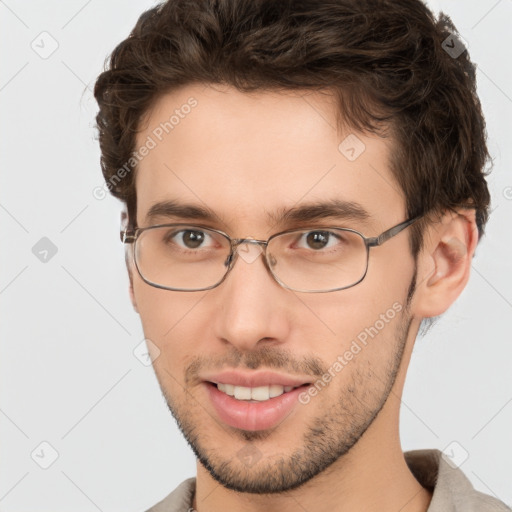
[157,301,413,494]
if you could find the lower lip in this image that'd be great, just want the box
[205,382,310,431]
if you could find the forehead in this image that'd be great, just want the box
[134,84,405,232]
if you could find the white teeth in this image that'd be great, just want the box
[251,386,270,401]
[269,384,284,398]
[216,383,300,401]
[234,386,252,400]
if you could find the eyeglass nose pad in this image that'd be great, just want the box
[236,240,264,264]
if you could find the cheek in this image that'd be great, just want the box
[299,290,399,332]
[133,280,209,357]
[295,288,407,365]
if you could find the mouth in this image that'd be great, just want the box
[204,380,312,431]
[210,382,308,402]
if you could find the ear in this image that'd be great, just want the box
[121,210,139,314]
[125,249,139,314]
[411,208,479,318]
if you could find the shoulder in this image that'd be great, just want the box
[145,477,196,512]
[405,449,511,512]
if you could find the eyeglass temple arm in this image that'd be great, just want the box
[366,216,420,248]
[120,230,136,243]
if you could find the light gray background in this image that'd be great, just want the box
[1,0,511,510]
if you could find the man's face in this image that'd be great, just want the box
[132,84,418,493]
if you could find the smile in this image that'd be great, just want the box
[215,383,302,401]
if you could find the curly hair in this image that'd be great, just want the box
[94,0,491,257]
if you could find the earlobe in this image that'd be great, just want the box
[412,209,478,318]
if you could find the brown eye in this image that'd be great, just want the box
[305,231,331,250]
[162,228,213,250]
[181,230,205,249]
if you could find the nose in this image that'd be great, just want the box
[212,241,291,352]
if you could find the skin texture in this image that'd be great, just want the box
[129,83,478,512]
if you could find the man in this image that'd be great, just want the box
[94,0,510,511]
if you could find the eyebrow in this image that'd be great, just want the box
[145,200,221,224]
[269,199,372,226]
[144,198,372,228]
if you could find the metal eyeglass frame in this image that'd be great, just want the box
[121,215,421,293]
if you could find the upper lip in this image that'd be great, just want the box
[202,370,312,388]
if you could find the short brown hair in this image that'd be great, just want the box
[94,0,491,257]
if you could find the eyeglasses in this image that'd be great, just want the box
[121,216,420,293]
